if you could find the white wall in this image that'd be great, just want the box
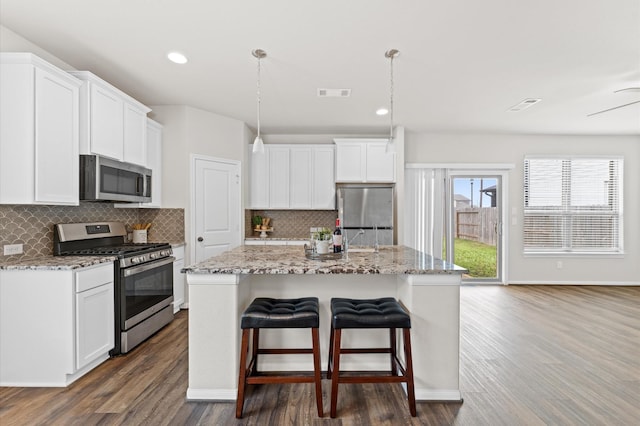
[0,25,75,70]
[149,105,250,266]
[406,132,640,285]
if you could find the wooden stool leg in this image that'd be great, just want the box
[311,327,323,417]
[389,328,398,375]
[329,328,342,418]
[403,328,417,417]
[236,328,251,418]
[251,328,260,374]
[327,323,335,379]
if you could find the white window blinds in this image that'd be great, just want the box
[523,157,623,254]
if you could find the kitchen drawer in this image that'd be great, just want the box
[75,263,114,293]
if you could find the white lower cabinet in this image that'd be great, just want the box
[75,269,115,370]
[172,244,185,312]
[0,262,114,387]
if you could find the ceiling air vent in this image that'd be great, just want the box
[508,98,542,112]
[317,88,351,98]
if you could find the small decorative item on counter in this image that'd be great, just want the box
[261,217,271,230]
[252,215,262,230]
[132,223,151,243]
[313,227,333,254]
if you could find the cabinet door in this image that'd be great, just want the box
[34,69,79,205]
[90,84,123,160]
[145,120,162,207]
[312,146,335,209]
[365,142,396,182]
[172,258,185,313]
[249,144,269,209]
[268,147,290,208]
[123,102,147,166]
[75,282,114,370]
[290,147,312,209]
[335,142,365,182]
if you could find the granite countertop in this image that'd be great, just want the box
[182,245,467,275]
[0,255,116,271]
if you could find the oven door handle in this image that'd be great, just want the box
[123,257,175,277]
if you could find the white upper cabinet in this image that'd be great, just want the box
[289,147,312,209]
[334,138,396,183]
[248,144,336,210]
[69,71,150,166]
[311,146,336,209]
[0,53,81,205]
[114,118,163,209]
[268,146,291,209]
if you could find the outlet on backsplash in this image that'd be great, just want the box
[3,244,23,256]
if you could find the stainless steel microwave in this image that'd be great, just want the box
[79,155,152,203]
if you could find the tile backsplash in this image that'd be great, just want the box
[0,203,184,260]
[246,210,337,239]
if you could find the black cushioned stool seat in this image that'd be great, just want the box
[236,297,323,418]
[327,297,416,418]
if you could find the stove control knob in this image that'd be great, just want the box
[131,257,140,264]
[150,253,157,259]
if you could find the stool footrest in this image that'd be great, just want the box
[247,375,319,385]
[257,348,314,355]
[339,348,391,354]
[336,374,409,384]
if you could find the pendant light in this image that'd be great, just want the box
[252,49,266,154]
[385,49,399,153]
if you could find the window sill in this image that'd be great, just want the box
[523,251,625,258]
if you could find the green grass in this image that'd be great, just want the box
[445,238,497,278]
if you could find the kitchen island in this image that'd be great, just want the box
[183,245,466,402]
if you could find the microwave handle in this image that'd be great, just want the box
[136,175,144,195]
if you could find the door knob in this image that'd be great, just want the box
[197,237,204,242]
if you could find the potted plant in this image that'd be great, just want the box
[252,215,262,230]
[313,227,333,254]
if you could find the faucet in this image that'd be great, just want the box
[348,229,365,246]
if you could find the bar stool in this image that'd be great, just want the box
[327,297,416,418]
[236,297,323,418]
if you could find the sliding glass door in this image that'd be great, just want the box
[445,173,503,283]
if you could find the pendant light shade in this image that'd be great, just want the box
[385,49,399,154]
[252,49,266,154]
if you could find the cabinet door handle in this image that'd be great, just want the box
[197,237,204,242]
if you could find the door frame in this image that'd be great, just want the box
[445,169,509,284]
[189,154,242,265]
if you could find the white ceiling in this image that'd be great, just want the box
[1,0,639,135]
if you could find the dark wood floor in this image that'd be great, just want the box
[1,285,639,425]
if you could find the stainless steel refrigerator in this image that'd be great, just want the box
[337,185,394,246]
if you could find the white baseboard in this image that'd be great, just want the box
[186,387,236,401]
[508,280,639,286]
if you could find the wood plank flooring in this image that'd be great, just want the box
[1,285,639,425]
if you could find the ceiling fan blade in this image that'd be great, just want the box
[613,87,640,93]
[587,100,640,117]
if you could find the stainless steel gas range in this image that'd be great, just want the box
[53,222,174,355]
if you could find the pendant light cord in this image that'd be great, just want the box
[256,54,261,140]
[389,52,394,141]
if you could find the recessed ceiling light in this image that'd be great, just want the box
[167,52,188,64]
[376,108,389,116]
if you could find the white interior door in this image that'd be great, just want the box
[193,156,241,263]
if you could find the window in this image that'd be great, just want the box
[523,157,623,254]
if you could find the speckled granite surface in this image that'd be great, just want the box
[0,255,116,271]
[182,245,467,275]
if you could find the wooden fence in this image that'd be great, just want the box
[455,207,498,246]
